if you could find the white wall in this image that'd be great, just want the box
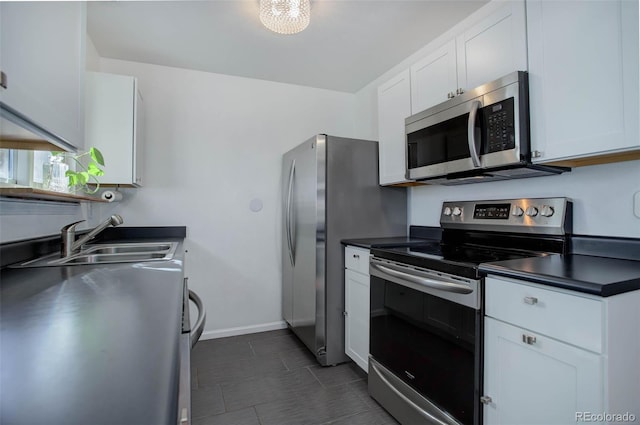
[86,35,101,72]
[409,161,640,237]
[0,201,110,242]
[99,58,356,339]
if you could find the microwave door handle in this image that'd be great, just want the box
[467,100,482,168]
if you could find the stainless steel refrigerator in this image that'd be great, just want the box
[281,134,407,366]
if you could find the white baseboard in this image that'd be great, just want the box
[199,320,288,341]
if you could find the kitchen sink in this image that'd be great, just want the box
[59,252,170,264]
[15,242,179,267]
[80,243,175,255]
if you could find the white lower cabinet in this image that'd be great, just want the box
[344,246,370,372]
[483,276,640,425]
[484,317,602,425]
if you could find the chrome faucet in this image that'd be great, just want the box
[61,214,124,257]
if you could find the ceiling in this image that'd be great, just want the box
[88,0,488,93]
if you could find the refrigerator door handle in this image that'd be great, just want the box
[286,160,296,266]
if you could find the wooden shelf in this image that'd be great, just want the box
[0,186,107,203]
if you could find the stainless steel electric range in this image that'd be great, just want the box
[368,197,572,425]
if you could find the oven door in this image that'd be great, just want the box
[369,258,482,425]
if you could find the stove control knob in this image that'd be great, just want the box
[525,206,539,217]
[511,206,524,217]
[443,207,452,216]
[452,207,462,216]
[540,205,555,217]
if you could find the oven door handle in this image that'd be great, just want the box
[189,289,206,349]
[370,260,473,294]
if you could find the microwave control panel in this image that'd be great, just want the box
[483,97,515,153]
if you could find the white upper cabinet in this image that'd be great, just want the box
[456,1,527,92]
[410,40,457,113]
[85,72,144,187]
[378,70,412,185]
[377,1,527,185]
[411,1,527,115]
[527,0,639,164]
[0,2,86,151]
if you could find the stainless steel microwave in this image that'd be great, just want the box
[405,71,568,184]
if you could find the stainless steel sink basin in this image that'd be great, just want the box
[15,242,179,267]
[80,243,175,255]
[60,252,170,264]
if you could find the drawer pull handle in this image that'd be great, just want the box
[353,254,360,259]
[522,334,537,345]
[523,296,538,305]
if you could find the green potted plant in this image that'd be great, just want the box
[48,147,105,194]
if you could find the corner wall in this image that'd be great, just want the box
[99,58,357,338]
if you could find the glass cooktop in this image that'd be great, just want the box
[407,243,543,264]
[372,241,546,279]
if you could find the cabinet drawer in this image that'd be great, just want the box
[345,246,370,275]
[485,276,603,353]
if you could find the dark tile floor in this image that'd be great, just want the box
[191,329,399,425]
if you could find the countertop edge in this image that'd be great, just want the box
[479,262,640,297]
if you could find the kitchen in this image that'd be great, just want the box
[1,1,639,424]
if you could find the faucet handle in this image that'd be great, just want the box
[61,220,85,257]
[61,220,86,233]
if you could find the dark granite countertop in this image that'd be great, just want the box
[480,254,640,297]
[342,226,443,249]
[0,227,186,425]
[341,236,436,250]
[342,228,640,297]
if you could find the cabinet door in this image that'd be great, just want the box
[345,269,370,372]
[410,40,457,113]
[527,0,639,163]
[377,70,411,185]
[133,88,144,186]
[0,2,86,150]
[456,1,527,92]
[85,72,142,186]
[483,318,603,425]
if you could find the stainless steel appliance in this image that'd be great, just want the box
[282,134,407,366]
[368,197,572,425]
[405,72,569,184]
[177,279,206,425]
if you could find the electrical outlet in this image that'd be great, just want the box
[634,191,640,219]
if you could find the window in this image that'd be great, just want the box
[0,149,16,183]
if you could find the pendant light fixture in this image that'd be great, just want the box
[259,0,311,35]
